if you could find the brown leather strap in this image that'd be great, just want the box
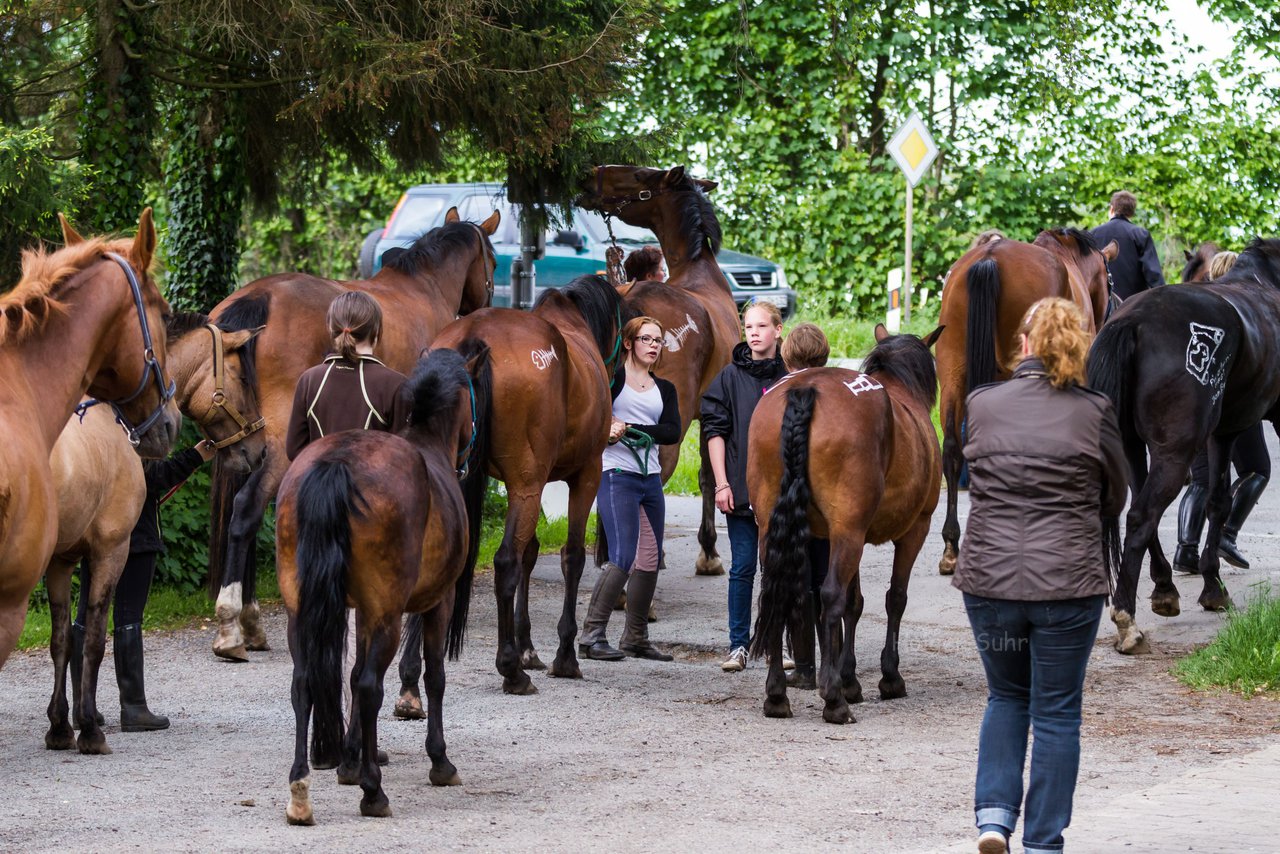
[205,323,266,449]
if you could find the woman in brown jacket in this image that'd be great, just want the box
[954,297,1128,854]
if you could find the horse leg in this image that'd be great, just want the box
[393,616,426,720]
[285,614,316,826]
[44,558,76,751]
[839,570,865,706]
[76,554,115,755]
[421,601,462,786]
[938,405,963,575]
[336,633,368,787]
[1197,434,1237,612]
[492,495,535,695]
[239,557,269,652]
[1113,450,1185,653]
[881,518,930,700]
[355,622,397,818]
[761,608,792,719]
[695,428,725,576]
[517,532,543,670]
[550,472,596,679]
[819,541,862,724]
[213,463,272,661]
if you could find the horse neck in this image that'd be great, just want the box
[639,202,726,289]
[871,370,933,415]
[166,336,209,414]
[373,251,473,313]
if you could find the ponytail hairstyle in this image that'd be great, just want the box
[1019,297,1089,389]
[327,291,382,362]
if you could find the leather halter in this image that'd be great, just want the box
[74,252,176,447]
[592,166,669,214]
[204,323,265,449]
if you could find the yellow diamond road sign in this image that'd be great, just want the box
[888,113,938,188]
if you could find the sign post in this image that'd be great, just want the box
[887,113,939,324]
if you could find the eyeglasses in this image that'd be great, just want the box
[634,335,662,345]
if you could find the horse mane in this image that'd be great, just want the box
[665,174,722,261]
[1226,238,1280,286]
[1034,227,1096,257]
[862,334,938,409]
[382,221,483,278]
[213,292,270,394]
[533,273,628,359]
[166,311,211,341]
[1,237,134,346]
[405,347,471,439]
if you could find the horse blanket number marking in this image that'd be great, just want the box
[532,347,558,370]
[663,314,700,352]
[844,375,884,396]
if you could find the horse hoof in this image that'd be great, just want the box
[503,674,538,696]
[1111,609,1151,655]
[938,554,957,576]
[822,703,854,725]
[76,732,112,755]
[695,555,725,576]
[244,637,271,652]
[359,794,392,818]
[762,697,793,719]
[286,779,315,826]
[212,641,249,662]
[45,723,75,751]
[547,657,583,680]
[878,677,906,701]
[1151,594,1181,618]
[429,764,462,786]
[393,693,426,720]
[1200,586,1234,612]
[336,763,359,786]
[520,650,546,671]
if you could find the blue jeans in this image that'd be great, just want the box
[597,469,665,572]
[725,514,758,651]
[964,593,1105,852]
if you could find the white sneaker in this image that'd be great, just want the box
[765,653,796,671]
[977,830,1008,854]
[720,646,747,672]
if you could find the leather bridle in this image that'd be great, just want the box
[203,322,265,449]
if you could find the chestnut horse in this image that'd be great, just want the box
[578,164,741,576]
[207,209,498,661]
[278,345,490,824]
[1181,241,1221,283]
[935,229,1117,575]
[749,326,943,724]
[0,210,179,670]
[43,316,265,754]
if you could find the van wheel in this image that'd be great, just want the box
[357,227,383,279]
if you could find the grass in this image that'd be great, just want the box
[1174,582,1280,696]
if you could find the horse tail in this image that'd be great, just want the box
[750,386,816,660]
[965,258,1002,393]
[294,459,362,767]
[1086,318,1137,433]
[448,337,494,660]
[207,456,250,598]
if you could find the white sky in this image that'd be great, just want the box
[1166,0,1236,62]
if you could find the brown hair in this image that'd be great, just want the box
[1018,298,1089,389]
[781,322,830,370]
[621,315,665,369]
[968,229,1005,250]
[1207,250,1238,280]
[327,291,382,362]
[624,246,664,282]
[1110,190,1137,218]
[742,299,783,327]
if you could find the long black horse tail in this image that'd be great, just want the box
[750,386,816,661]
[207,455,251,598]
[448,337,494,660]
[1086,318,1137,435]
[965,258,1002,393]
[294,459,362,767]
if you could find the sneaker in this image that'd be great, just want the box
[977,829,1008,854]
[765,653,796,671]
[720,646,747,672]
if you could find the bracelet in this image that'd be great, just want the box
[715,484,731,493]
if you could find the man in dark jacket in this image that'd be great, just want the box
[1090,190,1165,300]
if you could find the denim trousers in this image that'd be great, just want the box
[963,592,1105,852]
[597,469,665,572]
[725,513,758,651]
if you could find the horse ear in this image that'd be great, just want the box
[663,165,687,187]
[58,213,85,246]
[1101,239,1119,262]
[462,343,491,376]
[924,325,945,350]
[874,323,890,342]
[480,209,501,235]
[694,178,718,193]
[444,206,461,223]
[130,207,156,272]
[221,326,265,351]
[1184,248,1194,262]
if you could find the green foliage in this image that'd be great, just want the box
[1175,583,1280,696]
[0,123,91,283]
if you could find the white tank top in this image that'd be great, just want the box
[602,382,663,475]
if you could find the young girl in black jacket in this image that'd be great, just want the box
[579,316,681,661]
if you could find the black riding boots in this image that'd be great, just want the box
[115,623,169,732]
[579,563,628,661]
[619,571,673,661]
[1174,484,1208,574]
[1219,473,1268,570]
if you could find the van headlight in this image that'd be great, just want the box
[775,264,788,290]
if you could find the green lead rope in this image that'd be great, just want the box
[619,427,655,477]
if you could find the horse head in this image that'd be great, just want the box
[1181,241,1221,283]
[578,165,721,263]
[452,207,500,316]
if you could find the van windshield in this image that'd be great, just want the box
[387,195,449,239]
[574,210,656,245]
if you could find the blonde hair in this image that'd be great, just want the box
[327,291,382,362]
[742,299,783,328]
[781,322,830,370]
[1208,251,1238,280]
[1019,298,1089,389]
[622,315,665,369]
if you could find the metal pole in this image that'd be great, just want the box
[518,215,538,310]
[904,183,913,324]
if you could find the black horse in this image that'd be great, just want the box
[1087,238,1280,653]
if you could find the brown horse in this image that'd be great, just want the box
[935,229,1117,575]
[207,209,498,661]
[748,326,943,724]
[0,210,179,670]
[426,273,628,693]
[1181,241,1221,283]
[278,345,490,824]
[578,165,741,576]
[42,316,265,754]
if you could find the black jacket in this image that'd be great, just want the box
[610,363,681,445]
[1090,215,1165,299]
[700,342,787,516]
[131,449,205,554]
